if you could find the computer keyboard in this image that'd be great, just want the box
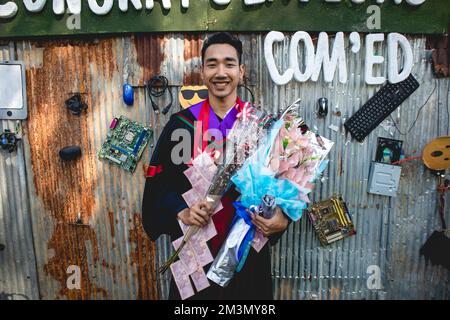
[344,74,420,142]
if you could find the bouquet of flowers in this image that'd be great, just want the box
[158,102,275,276]
[207,104,334,287]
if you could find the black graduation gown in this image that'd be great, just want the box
[141,107,285,300]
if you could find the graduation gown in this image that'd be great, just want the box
[142,99,285,300]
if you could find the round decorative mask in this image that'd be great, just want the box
[422,136,450,170]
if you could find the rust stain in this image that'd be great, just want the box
[134,34,165,85]
[108,211,116,238]
[102,259,117,282]
[24,38,118,299]
[44,223,107,299]
[338,153,343,177]
[330,287,341,300]
[184,71,202,86]
[183,34,203,85]
[129,213,158,300]
[279,278,293,300]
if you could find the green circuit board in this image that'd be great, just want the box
[98,116,152,173]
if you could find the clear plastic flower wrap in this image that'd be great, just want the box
[158,103,274,274]
[207,103,334,287]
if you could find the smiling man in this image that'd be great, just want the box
[142,32,290,300]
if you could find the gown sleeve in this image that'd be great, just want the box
[141,115,190,241]
[268,212,293,246]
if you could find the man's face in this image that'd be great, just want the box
[201,43,245,100]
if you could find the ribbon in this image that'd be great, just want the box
[145,164,163,178]
[232,201,256,272]
[236,101,255,122]
[198,99,211,152]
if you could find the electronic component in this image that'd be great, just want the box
[0,129,20,153]
[0,61,28,120]
[98,116,152,173]
[124,132,135,143]
[59,146,82,161]
[110,117,118,129]
[307,195,356,246]
[317,97,328,118]
[344,74,419,142]
[65,93,88,116]
[375,137,403,164]
[367,161,401,197]
[147,75,173,115]
[123,83,134,106]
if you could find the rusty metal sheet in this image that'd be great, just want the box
[1,33,448,300]
[16,38,161,299]
[0,42,39,301]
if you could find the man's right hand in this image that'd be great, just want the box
[177,201,213,227]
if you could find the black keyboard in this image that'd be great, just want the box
[344,74,420,142]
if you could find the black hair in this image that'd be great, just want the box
[201,32,243,65]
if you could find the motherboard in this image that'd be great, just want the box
[307,195,356,246]
[98,116,152,173]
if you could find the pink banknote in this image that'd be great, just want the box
[190,267,210,292]
[170,260,195,300]
[182,188,201,208]
[192,178,209,198]
[192,153,217,181]
[172,237,198,275]
[252,230,269,253]
[178,218,217,242]
[190,233,214,267]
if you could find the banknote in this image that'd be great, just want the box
[184,166,207,185]
[190,267,210,292]
[192,178,209,198]
[178,219,189,234]
[252,230,269,253]
[192,153,217,181]
[182,188,201,208]
[190,232,214,267]
[192,152,215,168]
[170,260,195,300]
[172,237,198,275]
[199,163,217,182]
[198,219,217,241]
[178,217,217,243]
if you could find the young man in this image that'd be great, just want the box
[142,32,290,300]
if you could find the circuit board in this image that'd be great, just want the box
[98,116,152,173]
[307,195,356,246]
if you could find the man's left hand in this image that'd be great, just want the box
[250,206,289,237]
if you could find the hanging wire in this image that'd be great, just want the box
[146,75,173,115]
[389,79,437,135]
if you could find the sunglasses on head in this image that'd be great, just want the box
[181,89,208,100]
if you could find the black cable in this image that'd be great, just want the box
[65,93,88,116]
[447,81,450,135]
[389,80,437,135]
[240,83,255,104]
[146,75,173,115]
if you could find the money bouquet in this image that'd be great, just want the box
[207,105,334,287]
[158,102,276,299]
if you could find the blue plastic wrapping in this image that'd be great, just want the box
[231,120,331,222]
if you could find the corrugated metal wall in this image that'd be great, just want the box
[0,42,40,300]
[0,33,448,300]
